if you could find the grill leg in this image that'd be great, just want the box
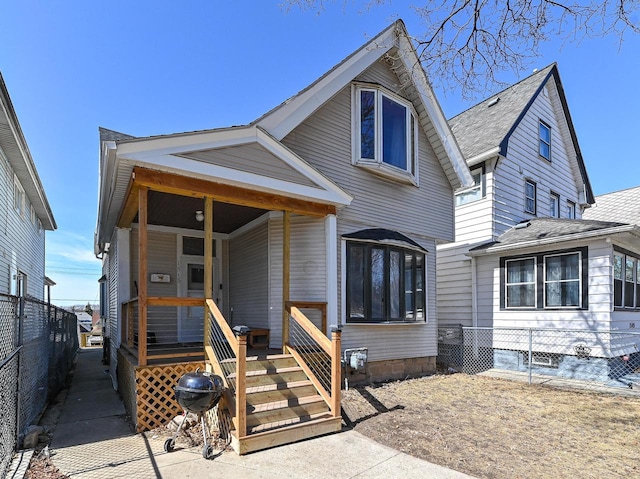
[164,410,189,452]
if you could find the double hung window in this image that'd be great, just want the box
[525,180,537,214]
[502,248,586,310]
[550,192,560,218]
[615,251,640,309]
[539,121,551,161]
[355,85,417,183]
[567,200,576,219]
[347,242,425,323]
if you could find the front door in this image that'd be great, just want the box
[178,237,222,343]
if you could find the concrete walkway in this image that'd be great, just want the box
[44,348,475,479]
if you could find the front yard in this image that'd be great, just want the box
[341,373,639,479]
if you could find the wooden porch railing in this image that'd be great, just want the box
[121,296,207,365]
[284,301,341,418]
[204,299,246,438]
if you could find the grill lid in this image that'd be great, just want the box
[176,371,223,393]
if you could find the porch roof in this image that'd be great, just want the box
[468,218,640,256]
[96,125,352,247]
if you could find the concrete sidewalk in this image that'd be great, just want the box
[43,348,475,479]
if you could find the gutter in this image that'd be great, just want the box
[465,146,500,167]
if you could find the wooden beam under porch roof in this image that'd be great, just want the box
[115,167,337,223]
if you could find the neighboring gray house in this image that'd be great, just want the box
[0,72,56,300]
[436,65,640,378]
[95,20,472,452]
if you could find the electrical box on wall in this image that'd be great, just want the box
[150,273,171,283]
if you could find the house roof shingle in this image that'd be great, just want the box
[449,64,594,204]
[469,218,631,253]
[582,186,640,226]
[449,64,555,161]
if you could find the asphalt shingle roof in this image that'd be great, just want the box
[470,218,628,252]
[583,186,640,226]
[449,65,555,160]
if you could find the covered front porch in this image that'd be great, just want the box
[114,164,344,453]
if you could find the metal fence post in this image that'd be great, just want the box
[528,328,533,385]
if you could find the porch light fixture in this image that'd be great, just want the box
[195,210,204,222]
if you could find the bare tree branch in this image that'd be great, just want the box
[282,0,640,98]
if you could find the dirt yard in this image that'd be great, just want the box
[341,373,640,479]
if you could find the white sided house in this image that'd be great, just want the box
[436,65,640,386]
[95,20,472,454]
[0,72,56,300]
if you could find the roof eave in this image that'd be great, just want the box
[468,224,639,256]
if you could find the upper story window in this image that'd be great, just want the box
[502,247,587,310]
[539,120,551,161]
[525,180,537,215]
[550,192,560,218]
[455,165,485,206]
[13,175,25,217]
[354,84,417,184]
[346,241,425,323]
[567,200,576,219]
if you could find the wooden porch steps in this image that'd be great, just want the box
[222,353,341,455]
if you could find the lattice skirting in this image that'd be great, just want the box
[116,353,205,432]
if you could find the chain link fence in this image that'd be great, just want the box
[438,325,640,394]
[0,294,78,478]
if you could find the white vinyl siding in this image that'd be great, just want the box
[229,222,269,331]
[492,90,583,237]
[279,59,451,362]
[436,244,474,328]
[130,229,178,344]
[0,147,46,299]
[268,214,327,348]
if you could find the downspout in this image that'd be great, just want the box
[471,255,479,358]
[471,255,478,329]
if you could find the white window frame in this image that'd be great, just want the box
[539,120,551,161]
[353,83,418,185]
[455,165,485,206]
[525,180,537,215]
[550,192,560,218]
[567,200,576,219]
[13,175,25,217]
[505,257,537,309]
[543,251,582,308]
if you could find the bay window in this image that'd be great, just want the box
[347,241,425,323]
[354,84,418,183]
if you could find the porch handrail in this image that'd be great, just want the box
[205,299,247,438]
[284,302,341,418]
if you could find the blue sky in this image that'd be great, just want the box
[1,1,638,307]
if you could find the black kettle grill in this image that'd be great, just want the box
[164,370,224,459]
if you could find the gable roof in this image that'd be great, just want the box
[449,64,594,204]
[255,20,473,190]
[0,72,56,230]
[469,218,638,255]
[583,186,640,226]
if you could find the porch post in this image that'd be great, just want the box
[138,186,148,366]
[282,210,291,353]
[325,214,338,333]
[204,196,213,348]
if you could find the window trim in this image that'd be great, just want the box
[539,120,551,161]
[500,247,588,311]
[455,164,486,206]
[345,240,427,324]
[353,83,419,185]
[549,191,560,218]
[614,247,640,311]
[524,179,537,215]
[13,175,25,217]
[567,200,576,219]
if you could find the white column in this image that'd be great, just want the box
[325,214,338,332]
